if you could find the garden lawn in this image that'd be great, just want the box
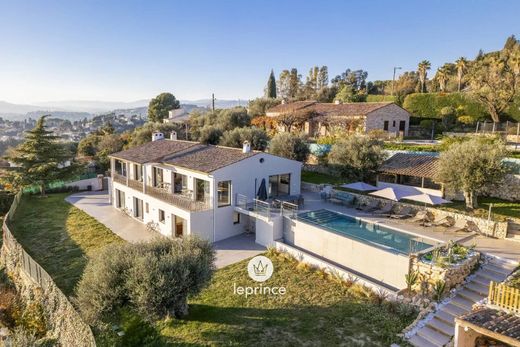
[100,252,416,346]
[440,197,520,221]
[8,193,124,295]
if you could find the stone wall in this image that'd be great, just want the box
[366,104,410,136]
[411,252,480,291]
[1,194,95,346]
[479,174,520,202]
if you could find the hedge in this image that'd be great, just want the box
[366,95,397,103]
[402,92,488,120]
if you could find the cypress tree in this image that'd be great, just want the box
[5,116,78,196]
[266,70,277,99]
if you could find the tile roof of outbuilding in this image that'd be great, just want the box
[457,307,520,342]
[266,101,399,117]
[379,153,439,179]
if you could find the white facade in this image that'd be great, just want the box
[109,149,301,243]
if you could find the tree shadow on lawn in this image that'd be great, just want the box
[160,302,409,346]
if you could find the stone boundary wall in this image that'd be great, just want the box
[1,192,96,346]
[301,182,509,239]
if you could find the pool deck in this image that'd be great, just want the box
[300,191,520,262]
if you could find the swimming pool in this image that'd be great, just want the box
[297,209,433,255]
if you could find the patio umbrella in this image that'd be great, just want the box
[256,178,268,201]
[403,193,451,205]
[340,182,378,191]
[369,187,411,201]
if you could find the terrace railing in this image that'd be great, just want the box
[234,194,299,221]
[488,281,520,314]
[112,172,127,185]
[281,201,298,218]
[146,185,210,212]
[128,178,144,192]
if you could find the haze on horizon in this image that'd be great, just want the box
[0,0,519,105]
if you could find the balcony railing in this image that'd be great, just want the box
[113,172,127,185]
[488,281,520,314]
[146,185,210,212]
[128,178,144,191]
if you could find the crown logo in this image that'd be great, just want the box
[253,260,268,276]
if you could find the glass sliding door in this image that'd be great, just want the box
[268,174,291,198]
[133,197,143,220]
[172,214,186,238]
[195,179,209,203]
[173,173,188,194]
[115,189,125,208]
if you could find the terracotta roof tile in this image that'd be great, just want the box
[458,307,520,342]
[110,140,199,164]
[266,101,398,117]
[266,101,317,114]
[379,153,439,179]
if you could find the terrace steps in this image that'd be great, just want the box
[408,259,514,347]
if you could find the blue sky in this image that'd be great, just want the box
[0,0,518,104]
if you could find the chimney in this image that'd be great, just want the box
[170,131,177,141]
[334,100,341,105]
[242,141,251,153]
[152,132,164,141]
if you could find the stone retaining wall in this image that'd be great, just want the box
[1,193,96,346]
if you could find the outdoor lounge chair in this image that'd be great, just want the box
[320,185,333,201]
[357,200,380,212]
[388,206,413,219]
[424,215,456,228]
[410,210,434,225]
[371,203,394,216]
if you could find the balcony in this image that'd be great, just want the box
[128,178,144,191]
[146,185,211,212]
[113,172,127,185]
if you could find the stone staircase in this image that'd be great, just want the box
[408,257,517,347]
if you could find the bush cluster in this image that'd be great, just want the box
[403,92,487,120]
[75,237,215,326]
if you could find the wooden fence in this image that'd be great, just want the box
[488,281,520,314]
[2,191,96,346]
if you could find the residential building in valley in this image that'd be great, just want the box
[108,132,301,242]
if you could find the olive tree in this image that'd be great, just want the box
[327,135,385,181]
[268,132,309,162]
[436,137,507,209]
[75,237,215,325]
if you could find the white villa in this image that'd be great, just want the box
[108,132,302,243]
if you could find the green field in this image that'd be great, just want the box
[10,193,416,346]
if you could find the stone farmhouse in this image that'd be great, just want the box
[265,101,411,136]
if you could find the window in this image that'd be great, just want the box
[174,173,187,193]
[134,164,142,181]
[133,197,143,220]
[399,120,406,131]
[392,120,396,127]
[269,174,290,198]
[383,120,389,131]
[195,179,209,203]
[115,160,127,176]
[153,167,164,187]
[217,181,231,207]
[158,209,165,223]
[115,189,125,208]
[145,203,149,213]
[233,212,240,224]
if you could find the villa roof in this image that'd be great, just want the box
[109,140,198,164]
[109,139,258,173]
[163,144,257,173]
[457,307,520,343]
[379,153,439,179]
[266,101,398,117]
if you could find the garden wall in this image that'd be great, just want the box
[1,192,96,346]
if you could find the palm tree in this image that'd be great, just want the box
[455,57,468,92]
[417,60,431,93]
[435,67,449,92]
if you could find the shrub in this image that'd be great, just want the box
[269,132,309,162]
[432,280,446,302]
[403,92,487,121]
[76,237,215,325]
[198,126,223,145]
[219,127,269,150]
[327,135,385,181]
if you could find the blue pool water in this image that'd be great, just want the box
[297,209,433,255]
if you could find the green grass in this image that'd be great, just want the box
[439,197,520,221]
[9,193,124,295]
[99,253,415,346]
[301,170,345,185]
[383,142,439,152]
[10,194,415,346]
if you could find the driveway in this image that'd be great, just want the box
[66,191,264,267]
[65,191,157,243]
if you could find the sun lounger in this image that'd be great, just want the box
[388,206,413,219]
[410,210,434,225]
[372,203,394,215]
[424,216,455,228]
[358,200,380,212]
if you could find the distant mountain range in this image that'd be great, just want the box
[0,98,246,121]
